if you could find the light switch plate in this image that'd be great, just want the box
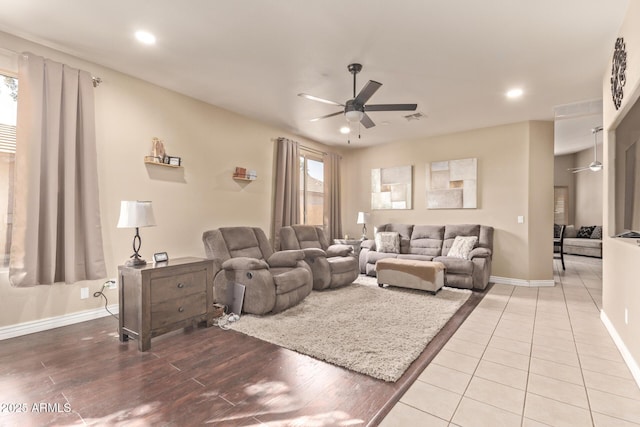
[517,215,524,224]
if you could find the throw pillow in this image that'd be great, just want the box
[590,225,603,239]
[447,236,478,260]
[577,226,596,239]
[375,232,400,254]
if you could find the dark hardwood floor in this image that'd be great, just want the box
[0,286,486,426]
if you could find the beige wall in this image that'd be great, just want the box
[554,154,576,225]
[602,1,640,382]
[574,145,604,227]
[0,32,336,328]
[341,121,554,282]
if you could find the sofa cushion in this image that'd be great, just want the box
[590,226,603,239]
[328,256,358,274]
[367,251,399,264]
[375,232,400,253]
[397,254,434,262]
[564,238,602,249]
[434,256,474,275]
[448,236,478,259]
[577,226,596,238]
[409,225,444,256]
[271,267,311,294]
[564,225,578,238]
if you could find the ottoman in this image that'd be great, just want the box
[376,258,445,294]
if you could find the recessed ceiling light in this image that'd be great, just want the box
[339,126,351,134]
[506,88,523,99]
[135,30,156,45]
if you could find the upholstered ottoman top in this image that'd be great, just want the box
[376,258,445,294]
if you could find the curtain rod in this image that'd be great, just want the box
[0,47,102,87]
[300,145,327,156]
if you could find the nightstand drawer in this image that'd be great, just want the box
[151,293,207,329]
[150,270,206,303]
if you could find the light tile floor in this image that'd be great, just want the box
[381,255,640,427]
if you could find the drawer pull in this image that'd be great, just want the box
[178,307,184,313]
[177,283,184,288]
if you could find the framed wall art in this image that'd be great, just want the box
[371,165,413,210]
[426,158,477,209]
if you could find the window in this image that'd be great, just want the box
[554,186,568,225]
[0,73,17,267]
[299,154,324,225]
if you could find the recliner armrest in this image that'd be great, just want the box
[267,250,305,268]
[326,244,353,257]
[469,247,492,259]
[221,257,269,271]
[360,239,376,250]
[302,247,327,259]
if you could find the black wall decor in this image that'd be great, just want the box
[611,37,627,111]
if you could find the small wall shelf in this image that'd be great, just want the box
[232,176,256,182]
[144,160,182,169]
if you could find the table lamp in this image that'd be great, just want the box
[117,200,156,266]
[356,211,370,240]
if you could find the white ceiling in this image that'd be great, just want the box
[0,0,628,152]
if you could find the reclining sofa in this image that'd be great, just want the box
[359,223,494,290]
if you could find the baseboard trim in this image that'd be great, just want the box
[490,275,555,287]
[0,305,119,341]
[600,310,640,389]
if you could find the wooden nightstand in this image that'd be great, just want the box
[333,238,363,256]
[118,257,214,351]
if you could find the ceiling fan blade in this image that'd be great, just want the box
[365,103,418,112]
[298,93,344,106]
[570,167,589,173]
[361,113,376,129]
[354,80,382,105]
[309,111,343,122]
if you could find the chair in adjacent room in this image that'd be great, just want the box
[279,225,359,290]
[202,227,313,315]
[554,224,566,271]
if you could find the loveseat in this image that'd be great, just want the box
[359,223,494,290]
[562,225,602,258]
[202,227,313,315]
[279,225,359,290]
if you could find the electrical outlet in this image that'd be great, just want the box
[105,279,117,290]
[80,287,89,299]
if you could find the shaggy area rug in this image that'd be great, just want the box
[229,275,471,382]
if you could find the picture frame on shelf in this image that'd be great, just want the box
[168,156,181,166]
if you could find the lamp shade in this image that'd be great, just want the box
[117,201,157,228]
[356,211,370,224]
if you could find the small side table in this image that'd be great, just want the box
[118,257,214,351]
[333,239,363,257]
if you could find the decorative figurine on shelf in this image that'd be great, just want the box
[151,137,165,163]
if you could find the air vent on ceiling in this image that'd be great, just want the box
[404,112,426,121]
[554,99,602,120]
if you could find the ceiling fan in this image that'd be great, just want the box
[568,126,604,173]
[298,63,418,129]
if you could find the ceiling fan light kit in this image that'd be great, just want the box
[299,63,418,138]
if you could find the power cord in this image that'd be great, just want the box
[93,280,118,320]
[213,312,240,330]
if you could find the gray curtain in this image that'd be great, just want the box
[9,53,106,286]
[273,137,300,249]
[323,152,342,239]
